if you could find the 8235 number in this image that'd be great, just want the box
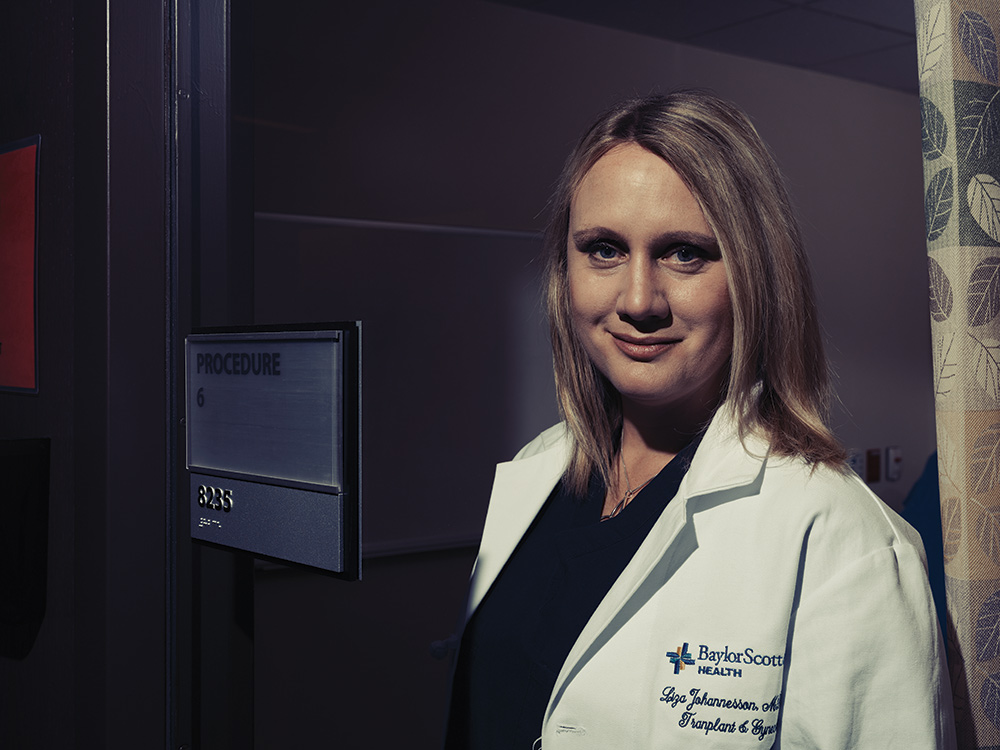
[198,484,233,512]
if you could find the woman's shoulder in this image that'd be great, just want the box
[759,453,924,557]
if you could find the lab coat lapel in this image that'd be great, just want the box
[544,484,693,726]
[545,408,769,724]
[466,437,571,616]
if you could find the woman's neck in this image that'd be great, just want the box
[620,393,718,457]
[602,400,715,518]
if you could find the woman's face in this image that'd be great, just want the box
[567,143,734,414]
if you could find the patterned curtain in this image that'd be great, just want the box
[916,1,1000,746]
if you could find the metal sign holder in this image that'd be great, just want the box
[185,322,360,579]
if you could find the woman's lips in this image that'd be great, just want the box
[611,333,678,361]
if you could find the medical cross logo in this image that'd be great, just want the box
[668,643,695,674]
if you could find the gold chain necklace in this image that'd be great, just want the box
[601,452,655,521]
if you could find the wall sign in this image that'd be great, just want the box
[0,136,40,393]
[186,325,360,578]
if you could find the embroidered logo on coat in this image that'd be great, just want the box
[666,640,784,679]
[668,643,695,674]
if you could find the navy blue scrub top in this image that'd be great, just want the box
[446,439,698,750]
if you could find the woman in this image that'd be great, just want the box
[445,91,955,749]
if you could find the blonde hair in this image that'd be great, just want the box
[545,91,845,494]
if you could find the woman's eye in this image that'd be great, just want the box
[673,245,700,263]
[588,241,620,260]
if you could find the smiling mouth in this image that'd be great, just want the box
[611,334,679,360]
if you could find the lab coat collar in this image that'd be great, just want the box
[466,425,572,617]
[468,407,768,618]
[683,404,770,499]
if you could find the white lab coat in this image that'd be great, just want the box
[465,408,956,748]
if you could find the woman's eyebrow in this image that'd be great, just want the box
[571,227,717,248]
[657,230,717,248]
[571,226,625,247]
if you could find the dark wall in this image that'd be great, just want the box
[250,2,565,746]
[0,3,77,743]
[255,547,476,748]
[0,2,171,748]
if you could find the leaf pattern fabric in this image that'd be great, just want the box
[961,11,1000,84]
[924,96,950,160]
[977,590,1000,660]
[956,82,1000,248]
[930,256,955,320]
[979,507,1000,565]
[968,174,1000,242]
[968,257,1000,326]
[971,422,1000,497]
[984,670,1000,731]
[943,496,962,562]
[927,167,955,241]
[919,3,947,82]
[933,331,958,396]
[973,335,1000,399]
[959,91,1000,160]
[917,1,1000,745]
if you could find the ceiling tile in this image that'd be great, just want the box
[808,0,916,34]
[487,0,918,92]
[811,40,919,93]
[690,6,910,67]
[489,0,787,40]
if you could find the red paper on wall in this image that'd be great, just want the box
[0,139,39,392]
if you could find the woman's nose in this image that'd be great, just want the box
[618,258,670,323]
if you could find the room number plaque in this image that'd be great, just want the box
[185,325,360,578]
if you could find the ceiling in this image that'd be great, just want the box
[492,0,920,94]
